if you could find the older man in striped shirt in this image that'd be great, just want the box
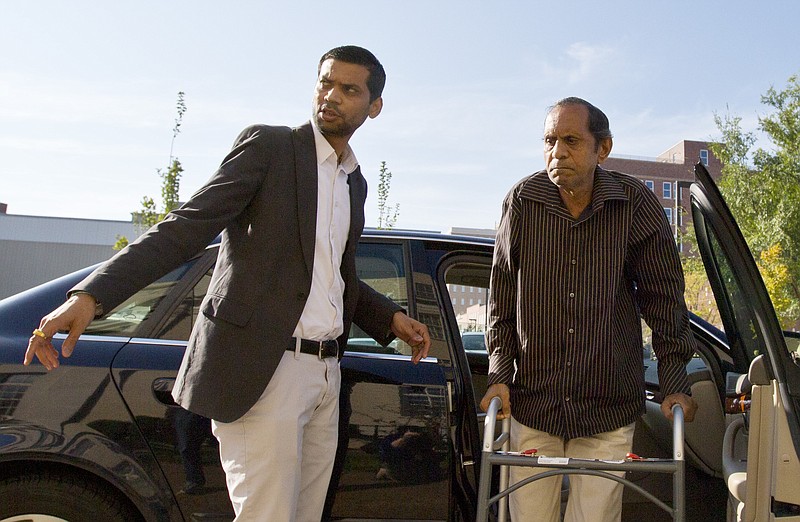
[480,97,698,522]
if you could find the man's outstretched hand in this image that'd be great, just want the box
[23,293,97,370]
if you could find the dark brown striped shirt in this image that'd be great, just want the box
[487,166,694,439]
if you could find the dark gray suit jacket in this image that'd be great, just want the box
[74,122,400,422]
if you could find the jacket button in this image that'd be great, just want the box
[297,292,306,300]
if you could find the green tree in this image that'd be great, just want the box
[679,224,722,327]
[377,161,399,229]
[710,75,800,328]
[115,92,187,249]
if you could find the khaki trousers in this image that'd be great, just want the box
[212,350,341,522]
[509,417,635,522]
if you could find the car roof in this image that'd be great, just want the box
[362,228,495,245]
[209,228,495,247]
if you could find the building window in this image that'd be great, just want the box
[700,149,709,166]
[662,182,672,199]
[469,299,474,305]
[645,180,654,191]
[663,207,673,224]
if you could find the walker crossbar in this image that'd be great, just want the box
[475,397,685,522]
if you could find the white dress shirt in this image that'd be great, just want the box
[292,121,357,342]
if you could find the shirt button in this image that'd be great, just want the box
[571,259,577,265]
[568,328,575,334]
[569,292,575,298]
[566,361,572,367]
[565,397,571,402]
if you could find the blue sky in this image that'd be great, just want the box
[2,1,798,232]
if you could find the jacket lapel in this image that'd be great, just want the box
[347,166,367,242]
[292,123,317,279]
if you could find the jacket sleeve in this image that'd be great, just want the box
[72,125,279,312]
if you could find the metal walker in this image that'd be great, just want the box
[476,397,686,522]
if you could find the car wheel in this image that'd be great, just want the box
[0,471,140,522]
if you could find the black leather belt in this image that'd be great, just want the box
[288,338,339,359]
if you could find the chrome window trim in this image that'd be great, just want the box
[56,332,131,344]
[130,337,188,346]
[341,350,440,364]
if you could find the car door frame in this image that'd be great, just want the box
[690,161,800,517]
[433,247,496,518]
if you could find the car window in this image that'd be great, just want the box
[444,263,491,336]
[95,242,411,346]
[154,267,213,340]
[705,230,766,364]
[355,242,407,306]
[94,241,432,355]
[444,261,492,403]
[84,260,197,337]
[348,242,410,355]
[462,332,486,353]
[786,331,800,354]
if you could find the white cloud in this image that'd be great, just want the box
[534,42,617,86]
[564,43,615,84]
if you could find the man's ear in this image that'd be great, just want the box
[369,97,383,119]
[597,137,613,163]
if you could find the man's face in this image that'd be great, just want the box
[313,59,382,141]
[543,104,611,194]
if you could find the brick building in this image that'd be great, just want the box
[603,140,723,253]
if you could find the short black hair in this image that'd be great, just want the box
[319,46,386,103]
[548,97,613,147]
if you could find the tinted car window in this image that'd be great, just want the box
[88,242,412,350]
[445,262,491,335]
[445,260,492,405]
[84,260,197,337]
[348,242,410,355]
[462,332,486,353]
[707,232,765,363]
[354,242,407,306]
[155,267,212,340]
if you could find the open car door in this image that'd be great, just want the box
[691,162,800,521]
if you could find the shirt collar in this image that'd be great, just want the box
[588,166,629,213]
[311,119,359,173]
[520,165,629,209]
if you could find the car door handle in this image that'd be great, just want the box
[152,377,177,406]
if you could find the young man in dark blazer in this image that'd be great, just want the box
[25,45,430,521]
